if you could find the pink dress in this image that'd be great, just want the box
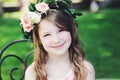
[47,69,74,80]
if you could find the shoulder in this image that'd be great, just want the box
[83,60,95,80]
[25,62,36,80]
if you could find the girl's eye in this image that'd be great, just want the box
[59,29,64,32]
[43,34,50,37]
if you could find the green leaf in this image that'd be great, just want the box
[29,3,36,12]
[63,0,72,7]
[44,0,55,4]
[37,0,43,3]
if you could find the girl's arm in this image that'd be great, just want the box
[25,62,36,80]
[84,60,95,80]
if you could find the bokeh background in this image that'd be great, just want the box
[0,0,120,80]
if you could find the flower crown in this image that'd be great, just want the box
[20,0,82,39]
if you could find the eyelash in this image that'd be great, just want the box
[43,34,50,37]
[43,29,64,37]
[59,29,64,32]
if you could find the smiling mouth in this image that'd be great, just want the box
[52,43,64,48]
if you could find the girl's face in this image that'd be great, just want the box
[39,19,71,56]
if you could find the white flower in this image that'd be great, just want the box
[26,12,41,24]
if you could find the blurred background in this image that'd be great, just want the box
[0,0,120,79]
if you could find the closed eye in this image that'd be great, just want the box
[43,34,50,37]
[59,29,64,32]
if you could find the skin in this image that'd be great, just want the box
[39,19,72,58]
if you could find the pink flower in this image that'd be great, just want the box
[20,15,31,27]
[20,15,33,32]
[35,2,49,13]
[23,25,33,32]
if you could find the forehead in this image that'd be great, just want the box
[38,18,68,34]
[38,19,57,33]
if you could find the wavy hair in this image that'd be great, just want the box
[32,10,87,80]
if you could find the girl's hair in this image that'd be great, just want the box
[32,10,87,80]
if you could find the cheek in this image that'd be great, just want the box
[60,32,71,42]
[41,38,52,47]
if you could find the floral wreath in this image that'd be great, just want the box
[20,0,82,39]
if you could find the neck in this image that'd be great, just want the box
[46,51,70,65]
[45,52,72,79]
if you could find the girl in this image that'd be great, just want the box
[20,0,95,80]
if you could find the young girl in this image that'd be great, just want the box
[20,0,95,80]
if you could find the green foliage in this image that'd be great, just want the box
[76,9,120,78]
[29,3,36,12]
[0,12,34,80]
[36,0,72,6]
[63,0,72,6]
[3,0,17,2]
[44,0,55,4]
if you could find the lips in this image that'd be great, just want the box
[52,43,64,49]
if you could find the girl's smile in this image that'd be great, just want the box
[51,42,64,49]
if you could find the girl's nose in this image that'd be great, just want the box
[52,35,61,44]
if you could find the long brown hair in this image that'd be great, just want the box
[32,10,87,80]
